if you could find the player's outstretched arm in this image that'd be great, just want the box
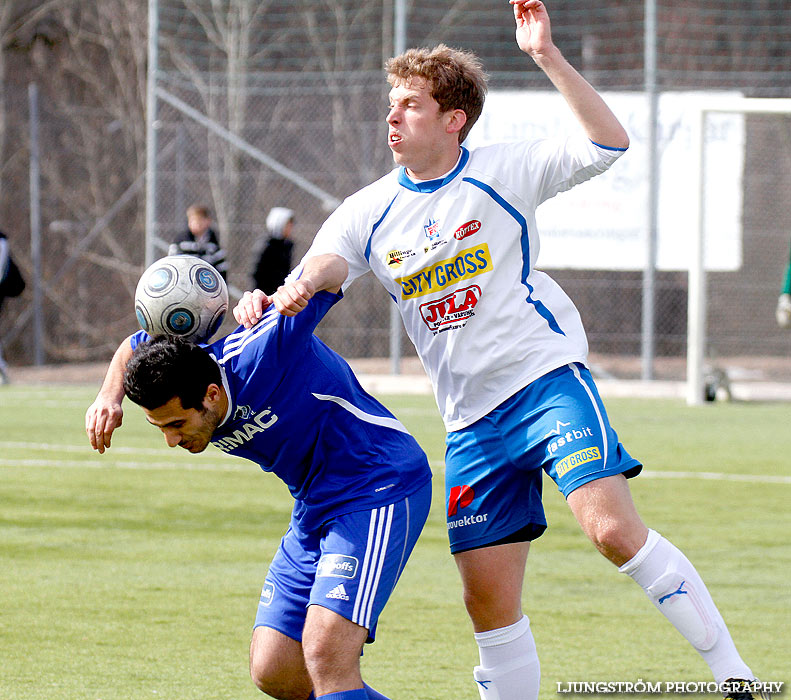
[233,254,348,324]
[511,0,629,150]
[85,336,134,454]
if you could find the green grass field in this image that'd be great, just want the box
[1,384,788,699]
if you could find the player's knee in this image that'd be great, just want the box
[248,654,275,696]
[249,645,309,700]
[587,518,642,564]
[462,584,520,627]
[249,663,305,700]
[463,584,495,616]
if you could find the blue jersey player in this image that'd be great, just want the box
[235,3,766,700]
[86,255,432,700]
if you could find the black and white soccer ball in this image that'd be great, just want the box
[134,255,228,343]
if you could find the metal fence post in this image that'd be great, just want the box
[145,0,159,267]
[642,0,658,380]
[28,83,44,366]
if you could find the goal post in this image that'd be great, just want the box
[687,97,791,405]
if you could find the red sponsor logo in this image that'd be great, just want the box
[453,219,481,241]
[447,484,475,517]
[419,285,481,334]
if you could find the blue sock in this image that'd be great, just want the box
[364,683,391,700]
[316,690,367,700]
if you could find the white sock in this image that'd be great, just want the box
[473,615,540,700]
[620,529,753,683]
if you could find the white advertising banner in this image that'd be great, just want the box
[466,91,744,271]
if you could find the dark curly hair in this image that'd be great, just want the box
[123,336,221,411]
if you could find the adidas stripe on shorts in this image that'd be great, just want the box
[254,480,432,643]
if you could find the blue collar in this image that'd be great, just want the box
[397,147,469,193]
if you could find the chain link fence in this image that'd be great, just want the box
[1,0,790,385]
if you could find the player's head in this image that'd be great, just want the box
[186,204,212,238]
[266,207,295,239]
[123,336,226,453]
[385,44,488,144]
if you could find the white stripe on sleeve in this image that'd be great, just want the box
[311,393,409,434]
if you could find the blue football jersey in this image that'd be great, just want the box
[131,291,431,529]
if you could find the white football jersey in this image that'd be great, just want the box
[303,136,627,431]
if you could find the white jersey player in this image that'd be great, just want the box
[235,2,765,700]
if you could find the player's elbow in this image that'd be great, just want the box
[615,129,630,150]
[601,131,629,152]
[327,253,348,286]
[594,124,629,152]
[320,253,349,293]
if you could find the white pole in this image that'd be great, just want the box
[642,0,658,380]
[145,0,159,267]
[686,107,706,406]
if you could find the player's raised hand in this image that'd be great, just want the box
[85,397,123,454]
[511,0,554,58]
[233,289,270,328]
[273,279,316,316]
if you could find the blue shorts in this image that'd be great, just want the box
[445,363,641,554]
[253,480,431,643]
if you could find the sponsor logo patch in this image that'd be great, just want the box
[423,217,441,241]
[233,404,253,420]
[546,425,594,456]
[419,285,481,334]
[447,484,475,517]
[423,238,449,254]
[259,581,275,607]
[325,583,350,601]
[447,512,489,530]
[385,248,416,269]
[447,484,489,530]
[453,219,481,241]
[316,554,359,579]
[213,408,278,452]
[555,446,602,477]
[395,243,493,299]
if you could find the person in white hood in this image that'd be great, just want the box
[251,207,296,294]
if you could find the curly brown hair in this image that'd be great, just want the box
[386,44,488,144]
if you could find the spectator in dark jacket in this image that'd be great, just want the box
[0,231,26,384]
[168,204,228,280]
[251,207,295,294]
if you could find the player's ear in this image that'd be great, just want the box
[204,383,224,406]
[446,108,467,136]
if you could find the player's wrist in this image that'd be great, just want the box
[528,43,563,69]
[97,383,125,403]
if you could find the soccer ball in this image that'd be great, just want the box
[134,255,228,343]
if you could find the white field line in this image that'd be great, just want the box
[2,443,790,484]
[430,461,791,484]
[0,440,244,472]
[640,469,791,484]
[1,441,180,456]
[0,456,251,473]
